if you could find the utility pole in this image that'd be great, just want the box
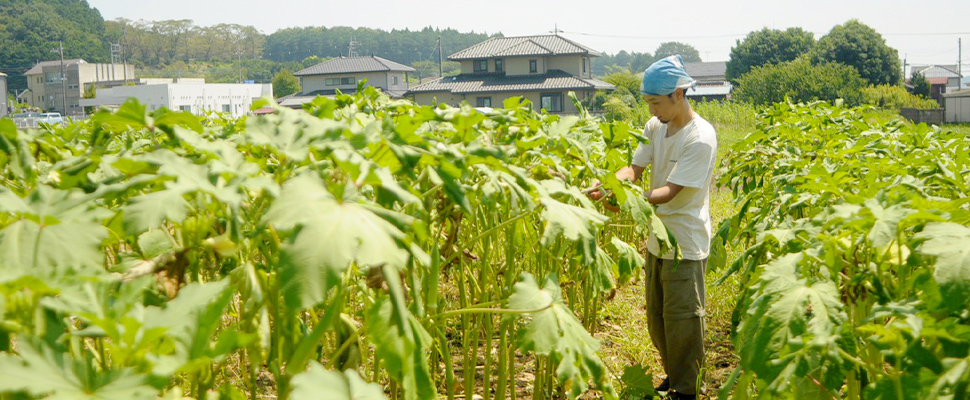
[959,38,962,77]
[55,41,67,115]
[437,36,443,78]
[122,25,129,84]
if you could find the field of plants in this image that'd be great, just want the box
[0,87,968,400]
[0,88,671,400]
[714,101,970,399]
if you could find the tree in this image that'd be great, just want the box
[0,0,108,90]
[726,27,815,82]
[654,42,701,63]
[272,69,301,98]
[602,69,641,98]
[810,20,901,86]
[910,72,931,99]
[733,56,866,106]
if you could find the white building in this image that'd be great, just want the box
[81,79,273,118]
[24,59,134,117]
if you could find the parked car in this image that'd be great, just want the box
[37,112,64,125]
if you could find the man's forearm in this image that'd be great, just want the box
[646,183,684,204]
[616,165,645,183]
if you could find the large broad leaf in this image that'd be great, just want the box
[737,253,848,393]
[0,338,157,400]
[365,296,435,400]
[864,198,914,251]
[508,274,617,399]
[539,198,607,264]
[915,222,970,311]
[0,186,109,282]
[143,280,235,377]
[121,188,190,235]
[289,363,387,400]
[264,174,409,311]
[610,236,644,284]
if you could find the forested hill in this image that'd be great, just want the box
[0,0,109,90]
[0,0,498,91]
[264,27,494,66]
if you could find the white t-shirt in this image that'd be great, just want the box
[631,115,717,260]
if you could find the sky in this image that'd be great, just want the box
[87,0,970,72]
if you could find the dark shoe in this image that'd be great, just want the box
[667,392,696,400]
[655,377,670,392]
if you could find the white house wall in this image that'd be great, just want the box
[945,96,970,123]
[83,83,272,118]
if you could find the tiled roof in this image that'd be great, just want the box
[912,65,960,78]
[686,82,732,97]
[684,62,726,79]
[449,35,601,60]
[295,56,415,76]
[24,59,87,76]
[406,70,614,95]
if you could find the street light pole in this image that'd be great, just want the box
[57,41,67,115]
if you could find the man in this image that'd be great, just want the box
[590,55,717,400]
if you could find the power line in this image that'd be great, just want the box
[559,30,746,40]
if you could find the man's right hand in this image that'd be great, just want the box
[584,180,620,212]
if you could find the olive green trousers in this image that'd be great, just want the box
[644,253,707,395]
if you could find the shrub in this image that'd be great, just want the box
[860,84,938,110]
[733,56,866,106]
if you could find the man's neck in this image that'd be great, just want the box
[665,105,695,137]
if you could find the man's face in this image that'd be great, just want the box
[643,93,679,124]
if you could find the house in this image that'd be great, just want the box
[80,78,273,118]
[280,56,416,108]
[909,65,962,104]
[684,61,732,102]
[0,72,7,117]
[23,59,134,117]
[942,88,970,123]
[406,35,614,114]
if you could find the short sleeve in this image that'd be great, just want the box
[667,132,716,189]
[631,141,652,167]
[631,119,658,167]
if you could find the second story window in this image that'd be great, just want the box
[474,60,488,72]
[583,57,587,74]
[495,59,504,72]
[529,60,538,73]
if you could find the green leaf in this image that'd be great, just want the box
[264,174,409,311]
[610,236,644,284]
[122,188,190,235]
[143,280,233,376]
[0,338,157,399]
[619,364,655,398]
[915,222,970,311]
[366,296,435,400]
[539,198,607,264]
[508,274,617,399]
[289,363,387,400]
[0,219,107,282]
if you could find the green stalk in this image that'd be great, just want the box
[481,233,494,400]
[443,210,537,267]
[435,326,457,400]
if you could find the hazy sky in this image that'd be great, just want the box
[87,0,970,70]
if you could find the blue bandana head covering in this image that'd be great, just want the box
[641,55,695,96]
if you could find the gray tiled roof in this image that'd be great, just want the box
[449,35,601,60]
[684,62,726,80]
[913,65,961,78]
[406,70,614,95]
[24,59,87,76]
[295,56,416,76]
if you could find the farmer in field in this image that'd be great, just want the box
[588,54,716,400]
